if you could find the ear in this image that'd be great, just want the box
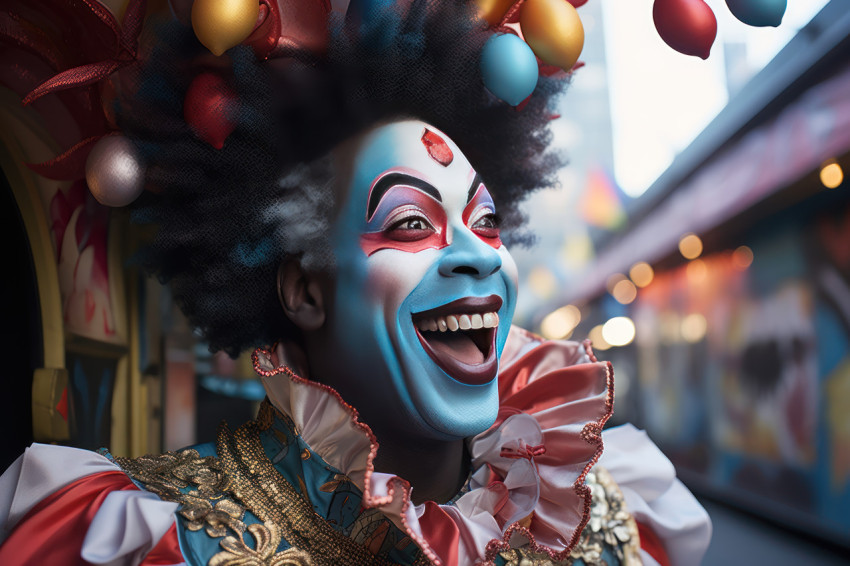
[277,260,326,331]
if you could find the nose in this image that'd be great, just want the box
[437,227,502,279]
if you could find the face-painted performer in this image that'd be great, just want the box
[0,1,711,565]
[314,121,518,440]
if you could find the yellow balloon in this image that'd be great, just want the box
[519,0,584,71]
[192,0,259,56]
[475,0,516,25]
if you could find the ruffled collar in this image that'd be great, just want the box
[253,326,613,566]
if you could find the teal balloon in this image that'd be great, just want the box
[725,0,786,27]
[480,34,539,106]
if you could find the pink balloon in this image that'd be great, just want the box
[653,0,717,59]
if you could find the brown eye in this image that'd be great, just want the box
[386,215,435,241]
[471,214,500,238]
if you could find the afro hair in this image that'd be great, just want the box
[121,0,568,356]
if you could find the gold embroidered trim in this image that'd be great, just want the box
[569,466,642,566]
[499,466,642,566]
[114,448,248,537]
[216,417,422,566]
[209,522,314,566]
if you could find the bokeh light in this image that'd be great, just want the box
[732,245,754,270]
[527,266,557,299]
[820,160,844,189]
[602,317,636,347]
[681,313,708,343]
[588,324,611,351]
[540,305,582,340]
[679,233,703,260]
[686,258,707,283]
[612,279,638,304]
[606,272,627,293]
[659,311,680,343]
[629,261,654,287]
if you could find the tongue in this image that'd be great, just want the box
[427,332,484,365]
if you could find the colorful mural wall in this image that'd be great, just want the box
[625,193,850,543]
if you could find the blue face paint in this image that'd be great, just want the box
[325,120,518,440]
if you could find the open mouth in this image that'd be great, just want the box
[412,295,502,385]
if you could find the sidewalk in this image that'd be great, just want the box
[699,499,849,565]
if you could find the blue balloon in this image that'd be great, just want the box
[725,0,787,28]
[480,34,539,106]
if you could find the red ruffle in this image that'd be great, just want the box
[0,470,136,565]
[638,520,671,566]
[0,469,183,565]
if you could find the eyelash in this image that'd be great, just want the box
[469,207,499,228]
[383,206,435,232]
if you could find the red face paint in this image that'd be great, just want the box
[360,186,449,256]
[463,184,502,249]
[421,129,454,167]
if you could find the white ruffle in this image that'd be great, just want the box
[0,443,119,543]
[0,444,181,565]
[82,490,180,566]
[600,424,712,566]
[254,330,614,566]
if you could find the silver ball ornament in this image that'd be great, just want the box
[85,135,145,207]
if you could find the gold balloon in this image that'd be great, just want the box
[192,0,259,56]
[520,0,584,71]
[475,0,516,26]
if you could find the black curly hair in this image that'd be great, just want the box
[121,0,568,357]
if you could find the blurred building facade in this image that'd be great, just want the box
[555,1,850,548]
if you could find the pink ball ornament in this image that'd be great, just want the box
[725,0,786,27]
[85,135,145,207]
[653,0,717,59]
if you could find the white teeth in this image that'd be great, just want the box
[417,312,500,332]
[482,312,496,328]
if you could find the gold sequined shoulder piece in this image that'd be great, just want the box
[216,418,427,566]
[114,448,249,537]
[499,466,642,566]
[569,466,642,566]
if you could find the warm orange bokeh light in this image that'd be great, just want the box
[679,233,703,260]
[612,279,638,304]
[820,160,844,189]
[629,262,654,287]
[606,272,627,293]
[686,258,707,283]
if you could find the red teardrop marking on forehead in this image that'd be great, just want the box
[421,129,454,167]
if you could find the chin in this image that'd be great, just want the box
[402,367,501,441]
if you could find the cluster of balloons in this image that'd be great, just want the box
[480,0,787,105]
[654,0,787,60]
[479,0,586,106]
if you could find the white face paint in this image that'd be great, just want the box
[324,120,519,439]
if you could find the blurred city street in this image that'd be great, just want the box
[700,498,849,565]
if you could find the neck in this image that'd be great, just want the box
[372,433,469,505]
[272,341,471,505]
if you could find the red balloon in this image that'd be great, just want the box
[653,0,717,59]
[184,73,238,150]
[567,0,589,7]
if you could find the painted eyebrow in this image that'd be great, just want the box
[467,173,485,204]
[367,173,442,220]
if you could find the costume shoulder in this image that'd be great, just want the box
[0,443,182,565]
[495,325,711,566]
